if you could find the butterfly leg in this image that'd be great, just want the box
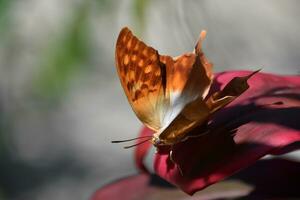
[181,129,210,143]
[169,148,183,176]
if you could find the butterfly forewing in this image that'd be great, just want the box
[115,27,170,131]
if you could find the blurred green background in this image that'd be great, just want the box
[0,0,299,199]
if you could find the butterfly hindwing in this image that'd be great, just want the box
[158,31,214,143]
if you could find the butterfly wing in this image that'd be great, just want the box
[158,31,214,143]
[116,27,213,141]
[115,27,170,131]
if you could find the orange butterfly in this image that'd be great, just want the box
[113,27,259,149]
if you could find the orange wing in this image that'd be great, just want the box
[115,27,170,131]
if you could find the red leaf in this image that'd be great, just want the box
[90,159,300,199]
[90,174,150,200]
[135,70,300,195]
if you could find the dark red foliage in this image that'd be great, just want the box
[91,158,300,199]
[136,71,300,194]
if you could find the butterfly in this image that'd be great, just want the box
[112,27,259,149]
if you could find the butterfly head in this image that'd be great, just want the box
[152,136,161,147]
[151,134,164,147]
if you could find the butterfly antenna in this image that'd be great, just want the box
[111,135,152,143]
[123,138,152,149]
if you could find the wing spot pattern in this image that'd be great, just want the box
[138,59,144,68]
[141,84,148,90]
[142,48,149,56]
[127,38,132,49]
[133,43,140,51]
[155,69,161,76]
[135,67,142,80]
[141,73,151,81]
[151,77,160,87]
[144,64,152,73]
[122,30,130,43]
[150,54,156,62]
[131,54,137,62]
[126,81,133,91]
[133,90,143,101]
[129,70,135,81]
[123,54,130,65]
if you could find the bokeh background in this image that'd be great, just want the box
[0,0,299,199]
